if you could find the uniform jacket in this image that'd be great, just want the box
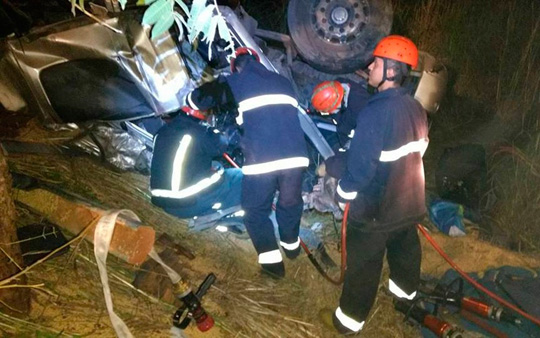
[333,82,371,148]
[150,114,227,208]
[336,87,429,231]
[187,60,308,175]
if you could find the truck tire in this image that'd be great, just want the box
[287,0,392,74]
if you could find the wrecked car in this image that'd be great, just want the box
[0,1,447,217]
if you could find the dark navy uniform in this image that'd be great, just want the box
[325,82,370,179]
[150,114,242,218]
[333,87,428,332]
[187,60,308,275]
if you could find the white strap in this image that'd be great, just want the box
[94,210,191,337]
[148,248,182,284]
[94,210,138,338]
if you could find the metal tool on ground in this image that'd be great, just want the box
[172,273,216,332]
[225,152,348,284]
[394,297,464,338]
[188,205,243,232]
[419,277,522,326]
[417,224,540,327]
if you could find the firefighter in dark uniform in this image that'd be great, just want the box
[310,80,370,179]
[320,35,429,334]
[150,110,242,219]
[186,47,309,278]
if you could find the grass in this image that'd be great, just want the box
[391,0,540,252]
[246,0,540,250]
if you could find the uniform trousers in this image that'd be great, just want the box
[336,220,421,330]
[241,168,304,261]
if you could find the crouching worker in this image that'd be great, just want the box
[320,35,429,334]
[311,80,370,179]
[150,108,242,219]
[186,47,309,278]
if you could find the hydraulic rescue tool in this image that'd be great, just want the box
[172,273,216,332]
[393,297,464,338]
[419,278,522,326]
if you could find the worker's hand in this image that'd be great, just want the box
[338,202,346,211]
[316,162,326,177]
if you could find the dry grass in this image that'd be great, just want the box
[1,0,539,335]
[1,148,539,337]
[395,0,540,252]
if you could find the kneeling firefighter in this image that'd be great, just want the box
[186,47,309,278]
[150,109,242,219]
[310,79,370,179]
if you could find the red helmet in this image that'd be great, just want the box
[311,81,344,114]
[373,35,418,69]
[230,47,260,72]
[181,106,206,120]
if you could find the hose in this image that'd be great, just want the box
[223,152,349,284]
[417,224,540,327]
[300,203,349,285]
[225,150,537,325]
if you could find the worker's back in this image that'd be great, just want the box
[225,61,308,174]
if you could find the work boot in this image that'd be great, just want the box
[318,308,359,336]
[260,261,285,279]
[283,246,301,260]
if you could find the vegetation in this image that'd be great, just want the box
[245,0,540,252]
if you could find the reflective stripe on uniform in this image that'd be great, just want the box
[335,307,365,332]
[258,249,283,264]
[379,138,429,162]
[389,279,417,300]
[171,135,192,191]
[337,181,357,200]
[242,157,309,175]
[280,237,300,251]
[187,91,200,110]
[151,167,224,199]
[236,94,298,125]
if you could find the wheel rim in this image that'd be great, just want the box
[311,0,370,44]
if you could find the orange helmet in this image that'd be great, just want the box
[373,35,418,69]
[230,47,260,72]
[311,81,344,114]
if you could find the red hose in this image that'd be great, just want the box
[417,224,540,327]
[223,153,239,168]
[300,203,349,285]
[224,148,537,325]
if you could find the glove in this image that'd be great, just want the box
[338,202,346,211]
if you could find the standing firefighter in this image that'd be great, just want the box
[187,47,309,278]
[320,35,429,334]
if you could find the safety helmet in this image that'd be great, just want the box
[373,35,418,69]
[230,47,260,72]
[311,81,344,114]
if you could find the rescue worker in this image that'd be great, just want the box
[150,108,242,219]
[320,35,429,334]
[186,47,309,278]
[311,80,370,179]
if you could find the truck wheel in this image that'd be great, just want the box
[287,0,392,74]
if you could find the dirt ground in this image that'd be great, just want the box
[1,120,539,337]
